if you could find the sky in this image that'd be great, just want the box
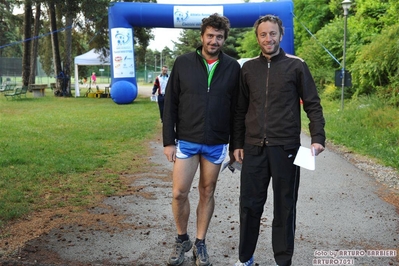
[147,0,265,51]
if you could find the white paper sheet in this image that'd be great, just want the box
[293,146,315,170]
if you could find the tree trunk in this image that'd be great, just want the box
[22,1,32,87]
[49,0,63,96]
[29,3,41,87]
[63,2,74,97]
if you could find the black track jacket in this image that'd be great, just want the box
[163,46,240,147]
[233,49,325,149]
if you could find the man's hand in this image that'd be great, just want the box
[164,145,176,162]
[233,149,244,163]
[311,143,325,156]
[228,151,235,164]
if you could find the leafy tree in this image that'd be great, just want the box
[297,19,344,91]
[293,0,399,104]
[224,27,251,59]
[173,29,201,57]
[237,29,258,58]
[6,0,399,105]
[143,49,156,72]
[293,0,333,50]
[160,46,175,70]
[381,0,399,27]
[348,0,387,46]
[0,0,23,57]
[351,23,399,100]
[15,0,155,96]
[173,27,246,59]
[79,0,157,82]
[339,0,398,103]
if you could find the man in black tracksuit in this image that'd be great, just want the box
[233,15,326,266]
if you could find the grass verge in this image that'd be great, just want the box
[302,95,399,169]
[0,91,159,226]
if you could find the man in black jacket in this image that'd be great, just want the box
[233,15,326,266]
[163,13,240,266]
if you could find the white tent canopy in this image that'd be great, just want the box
[74,49,110,97]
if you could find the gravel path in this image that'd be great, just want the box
[326,142,399,191]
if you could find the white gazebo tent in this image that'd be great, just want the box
[74,49,110,97]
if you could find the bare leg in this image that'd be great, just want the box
[196,156,222,240]
[172,155,200,234]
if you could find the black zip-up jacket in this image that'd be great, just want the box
[233,49,325,148]
[163,46,240,147]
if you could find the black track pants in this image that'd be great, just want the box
[238,144,300,266]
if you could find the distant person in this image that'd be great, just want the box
[162,13,240,266]
[80,77,87,86]
[152,65,169,122]
[91,72,97,85]
[233,15,326,266]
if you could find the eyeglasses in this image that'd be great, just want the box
[254,14,284,35]
[261,15,278,20]
[259,15,279,23]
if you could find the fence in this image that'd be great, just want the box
[0,57,157,86]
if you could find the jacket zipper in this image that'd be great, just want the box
[198,50,219,93]
[264,61,271,144]
[205,60,219,92]
[199,51,220,143]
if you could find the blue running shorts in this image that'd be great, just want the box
[176,140,228,164]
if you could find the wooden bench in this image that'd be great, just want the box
[29,84,47,97]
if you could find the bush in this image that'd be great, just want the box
[323,83,341,100]
[375,84,399,107]
[351,23,399,101]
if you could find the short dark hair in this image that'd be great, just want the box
[201,13,231,39]
[254,15,284,36]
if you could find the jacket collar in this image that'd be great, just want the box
[259,48,285,62]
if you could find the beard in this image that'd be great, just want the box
[203,44,221,58]
[262,43,280,55]
[262,43,280,56]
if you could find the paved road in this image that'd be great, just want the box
[5,132,397,266]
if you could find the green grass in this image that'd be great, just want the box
[302,95,399,169]
[0,90,159,225]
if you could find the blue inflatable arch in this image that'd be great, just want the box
[108,1,294,104]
